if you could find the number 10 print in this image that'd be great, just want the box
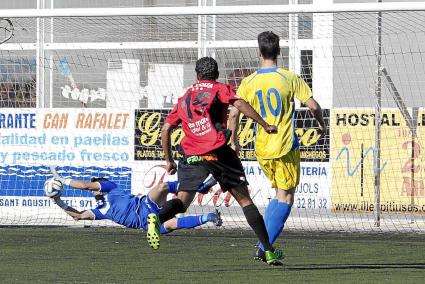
[255,88,282,118]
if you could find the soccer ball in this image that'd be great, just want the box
[44,178,63,198]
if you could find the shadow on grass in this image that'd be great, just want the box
[285,263,425,270]
[182,263,425,273]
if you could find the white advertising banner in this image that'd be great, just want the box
[0,108,332,227]
[0,108,133,166]
[0,109,133,225]
[135,160,331,210]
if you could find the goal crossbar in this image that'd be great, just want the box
[1,2,425,18]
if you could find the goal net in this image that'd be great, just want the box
[0,2,424,232]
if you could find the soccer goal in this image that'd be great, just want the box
[0,1,424,232]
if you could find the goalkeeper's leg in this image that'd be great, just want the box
[160,208,222,234]
[155,177,217,225]
[143,182,168,251]
[165,175,217,195]
[147,176,216,208]
[147,181,171,206]
[147,213,161,250]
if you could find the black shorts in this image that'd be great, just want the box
[177,145,248,192]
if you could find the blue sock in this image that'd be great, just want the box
[176,215,204,229]
[160,224,168,235]
[166,181,179,194]
[263,199,275,229]
[197,177,217,193]
[201,213,213,223]
[259,200,292,251]
[259,199,278,251]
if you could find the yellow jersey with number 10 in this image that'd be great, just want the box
[237,67,312,159]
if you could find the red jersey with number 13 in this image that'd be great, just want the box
[165,80,238,156]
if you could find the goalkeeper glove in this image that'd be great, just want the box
[55,176,72,186]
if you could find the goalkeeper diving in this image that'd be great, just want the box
[46,173,221,250]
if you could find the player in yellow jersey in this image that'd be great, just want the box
[229,31,326,262]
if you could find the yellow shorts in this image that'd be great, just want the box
[258,149,300,190]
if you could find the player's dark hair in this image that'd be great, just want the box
[195,57,219,81]
[91,177,109,182]
[257,31,280,60]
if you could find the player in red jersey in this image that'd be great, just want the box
[159,57,282,265]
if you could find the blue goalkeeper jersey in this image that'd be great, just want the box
[90,180,160,230]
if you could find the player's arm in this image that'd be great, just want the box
[51,196,95,221]
[53,172,101,191]
[68,179,101,191]
[161,122,178,175]
[228,106,241,153]
[292,75,326,136]
[220,84,276,135]
[228,81,245,153]
[55,176,113,192]
[231,98,277,134]
[161,104,180,175]
[304,97,326,135]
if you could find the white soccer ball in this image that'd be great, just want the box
[44,178,63,198]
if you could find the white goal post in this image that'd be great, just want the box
[0,1,424,232]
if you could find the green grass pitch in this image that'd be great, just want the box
[1,227,424,283]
